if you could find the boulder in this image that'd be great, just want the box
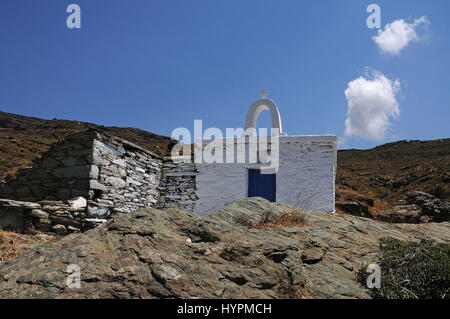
[403,191,450,222]
[379,191,450,223]
[404,191,441,215]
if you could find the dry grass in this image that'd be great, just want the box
[0,230,55,261]
[252,209,310,229]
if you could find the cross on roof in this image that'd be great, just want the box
[260,89,269,98]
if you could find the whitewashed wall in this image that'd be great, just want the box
[194,135,336,215]
[276,139,336,213]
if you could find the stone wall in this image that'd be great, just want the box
[87,133,163,217]
[0,130,199,233]
[0,198,103,234]
[157,156,198,211]
[0,131,98,202]
[0,130,166,216]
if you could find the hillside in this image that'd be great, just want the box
[336,139,450,217]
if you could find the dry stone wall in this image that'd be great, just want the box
[0,130,199,234]
[157,156,198,211]
[0,197,103,234]
[87,133,163,217]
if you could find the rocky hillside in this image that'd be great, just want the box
[336,138,450,217]
[0,198,448,299]
[0,111,175,178]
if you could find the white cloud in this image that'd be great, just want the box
[373,16,430,55]
[344,70,401,141]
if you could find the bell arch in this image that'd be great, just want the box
[244,98,283,136]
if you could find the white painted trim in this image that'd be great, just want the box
[244,98,283,136]
[195,135,337,145]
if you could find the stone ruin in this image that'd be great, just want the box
[0,129,198,234]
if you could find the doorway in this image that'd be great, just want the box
[247,169,276,202]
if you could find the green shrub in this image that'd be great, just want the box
[0,235,4,246]
[358,237,450,299]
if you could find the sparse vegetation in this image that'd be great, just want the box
[233,209,310,229]
[258,210,278,225]
[358,237,450,299]
[252,209,309,229]
[0,230,55,261]
[233,214,253,227]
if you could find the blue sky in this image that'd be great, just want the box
[0,0,449,149]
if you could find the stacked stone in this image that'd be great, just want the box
[0,130,97,202]
[87,134,163,217]
[0,129,201,235]
[0,197,105,234]
[157,156,198,211]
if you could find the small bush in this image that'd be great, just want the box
[0,235,4,245]
[233,214,253,227]
[234,209,310,229]
[358,237,450,299]
[252,209,309,229]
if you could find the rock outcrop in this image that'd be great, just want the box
[378,191,450,223]
[0,198,449,299]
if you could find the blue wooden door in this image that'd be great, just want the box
[248,169,276,202]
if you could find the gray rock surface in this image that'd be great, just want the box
[0,198,449,299]
[377,204,424,223]
[380,191,450,223]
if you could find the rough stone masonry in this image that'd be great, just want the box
[0,129,198,234]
